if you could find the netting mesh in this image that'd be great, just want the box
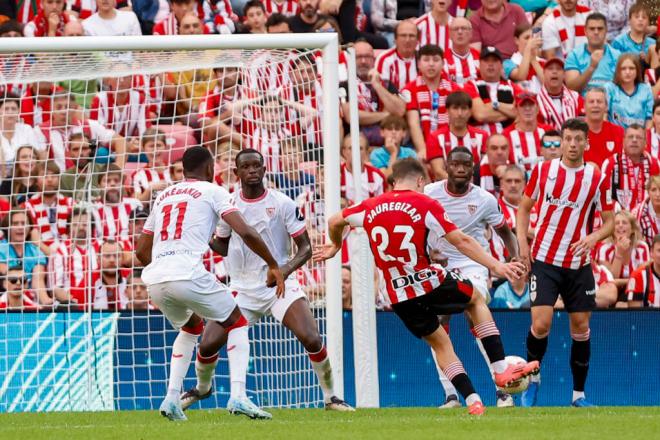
[0,45,330,412]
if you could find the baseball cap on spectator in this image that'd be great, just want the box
[544,57,565,69]
[479,46,502,61]
[515,92,537,106]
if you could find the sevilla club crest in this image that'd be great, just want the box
[266,207,276,218]
[468,204,477,214]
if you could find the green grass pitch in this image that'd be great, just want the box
[1,407,659,440]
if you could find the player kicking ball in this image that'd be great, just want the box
[425,145,521,408]
[315,158,539,416]
[136,147,285,421]
[179,149,353,417]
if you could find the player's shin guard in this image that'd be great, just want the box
[443,361,480,405]
[227,316,250,399]
[167,323,203,399]
[570,330,591,394]
[195,352,219,395]
[309,345,334,402]
[473,321,507,374]
[526,328,549,364]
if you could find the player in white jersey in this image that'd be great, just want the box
[425,146,521,408]
[136,147,285,421]
[180,149,354,415]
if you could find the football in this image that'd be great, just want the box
[497,356,531,394]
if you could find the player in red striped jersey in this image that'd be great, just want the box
[375,20,419,91]
[443,17,480,85]
[626,233,660,308]
[426,91,488,180]
[516,118,615,408]
[316,158,539,416]
[503,93,548,172]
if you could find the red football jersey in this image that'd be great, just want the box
[342,190,458,304]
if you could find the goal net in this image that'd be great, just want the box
[0,34,342,412]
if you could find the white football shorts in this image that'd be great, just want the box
[148,272,237,329]
[449,263,491,304]
[234,278,306,325]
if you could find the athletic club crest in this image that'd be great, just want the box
[606,141,615,152]
[266,207,276,218]
[468,204,477,214]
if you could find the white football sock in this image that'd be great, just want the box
[167,330,198,399]
[572,390,585,402]
[227,325,250,399]
[309,346,334,401]
[431,347,458,398]
[195,352,218,395]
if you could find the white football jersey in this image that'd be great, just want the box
[141,179,236,285]
[218,189,306,291]
[424,181,505,268]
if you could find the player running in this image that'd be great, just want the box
[315,158,539,416]
[425,146,521,408]
[180,149,353,417]
[136,147,285,421]
[517,118,614,407]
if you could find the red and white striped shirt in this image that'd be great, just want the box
[68,0,129,19]
[401,76,461,140]
[478,156,507,197]
[16,0,39,24]
[647,128,660,160]
[375,48,418,91]
[545,5,591,58]
[627,265,660,307]
[90,90,147,138]
[498,196,539,230]
[602,152,660,212]
[49,238,100,307]
[525,158,613,269]
[281,82,323,147]
[537,86,583,131]
[443,47,480,85]
[503,125,546,171]
[133,168,172,198]
[415,13,453,51]
[340,163,387,205]
[92,198,143,242]
[297,188,324,232]
[595,240,650,278]
[463,79,522,134]
[635,198,660,248]
[25,193,74,248]
[263,0,299,16]
[426,125,487,163]
[592,262,614,287]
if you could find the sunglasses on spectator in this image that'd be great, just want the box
[542,141,561,149]
[7,277,24,284]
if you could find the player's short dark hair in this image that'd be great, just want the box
[380,114,408,131]
[266,12,289,29]
[416,44,444,60]
[655,98,660,114]
[235,148,264,166]
[541,130,561,141]
[182,146,213,173]
[446,91,472,109]
[391,158,427,181]
[446,146,474,162]
[560,118,588,138]
[586,12,607,27]
[243,0,266,16]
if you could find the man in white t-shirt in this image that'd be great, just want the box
[179,149,354,417]
[0,93,41,173]
[136,146,284,421]
[425,146,520,409]
[82,0,142,36]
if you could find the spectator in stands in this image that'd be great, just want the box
[242,0,267,34]
[369,115,416,178]
[635,175,660,248]
[415,0,453,51]
[169,158,184,183]
[153,0,233,35]
[125,270,150,310]
[443,17,480,85]
[402,44,460,159]
[603,124,659,212]
[649,99,660,158]
[0,93,40,177]
[464,46,521,135]
[537,57,583,131]
[375,20,418,91]
[497,164,529,231]
[0,145,40,206]
[289,0,320,33]
[263,0,299,16]
[271,139,315,200]
[60,133,107,200]
[0,265,39,310]
[133,128,171,203]
[0,209,49,305]
[504,23,544,95]
[626,233,660,308]
[94,239,128,310]
[340,40,405,146]
[82,0,142,36]
[612,3,654,62]
[426,90,488,180]
[283,54,322,155]
[503,92,546,172]
[370,0,398,46]
[68,0,132,19]
[565,13,621,93]
[469,0,528,59]
[23,0,71,37]
[199,66,243,147]
[539,129,563,162]
[266,12,291,33]
[0,19,23,37]
[59,20,101,110]
[604,54,654,129]
[339,133,386,204]
[490,263,530,309]
[591,262,619,308]
[25,160,74,254]
[595,210,649,298]
[341,265,352,310]
[541,0,591,59]
[581,0,635,43]
[477,133,509,197]
[90,72,148,138]
[584,86,624,167]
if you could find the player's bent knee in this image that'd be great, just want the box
[299,332,323,353]
[531,320,551,338]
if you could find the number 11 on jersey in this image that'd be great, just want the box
[160,201,188,240]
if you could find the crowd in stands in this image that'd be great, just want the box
[1,0,660,312]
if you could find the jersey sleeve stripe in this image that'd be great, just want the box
[220,207,239,217]
[142,229,154,235]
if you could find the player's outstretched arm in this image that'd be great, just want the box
[136,232,154,266]
[282,230,313,279]
[312,212,348,262]
[223,211,285,295]
[515,195,536,270]
[445,229,525,283]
